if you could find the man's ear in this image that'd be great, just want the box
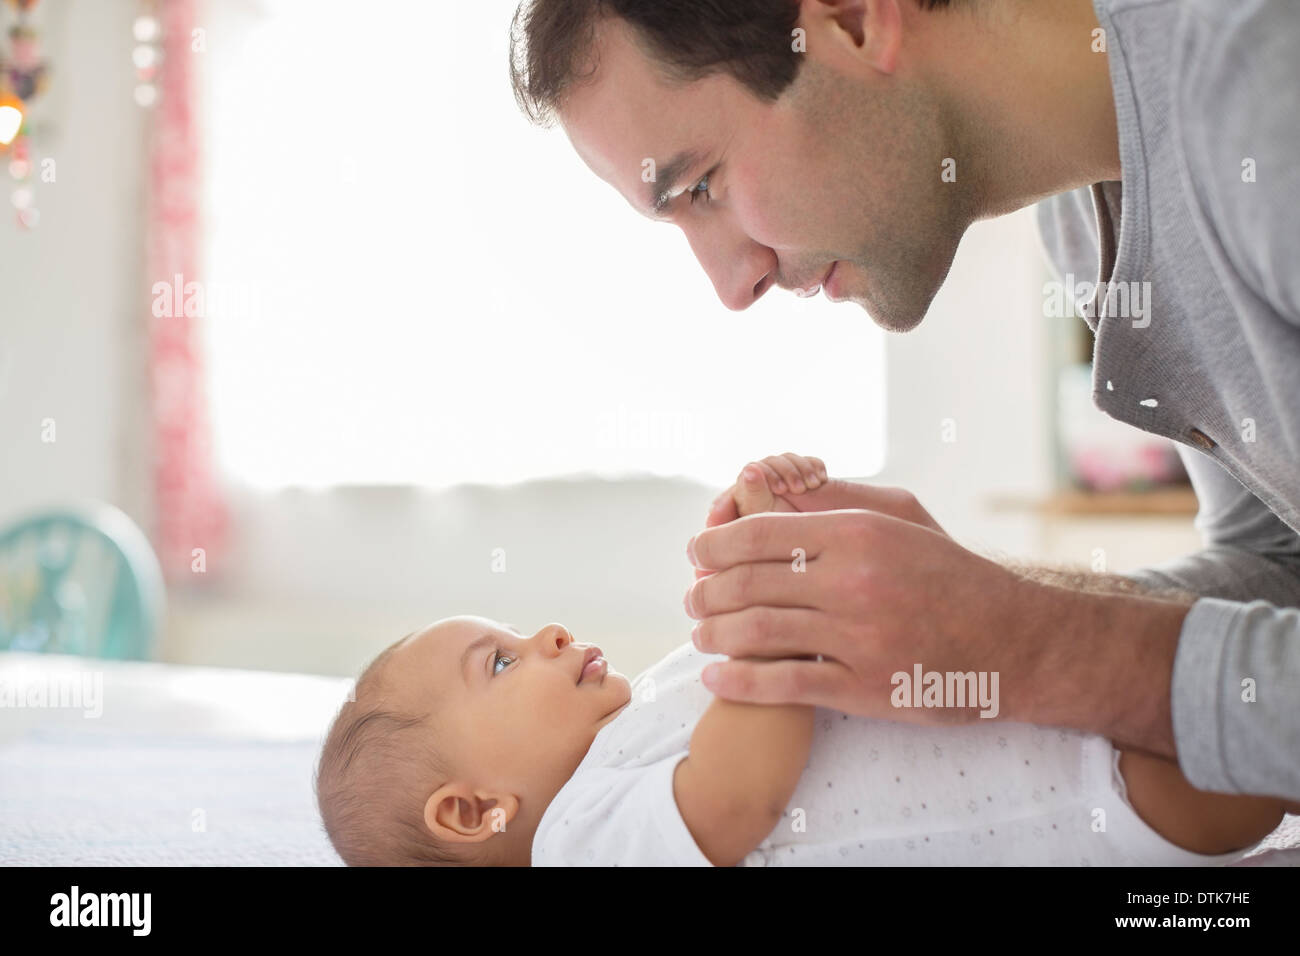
[424,783,521,845]
[798,0,904,76]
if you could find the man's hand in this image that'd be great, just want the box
[698,458,948,588]
[696,453,823,580]
[706,468,948,538]
[714,453,826,520]
[683,508,1053,724]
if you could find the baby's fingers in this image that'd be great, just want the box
[734,464,777,517]
[745,459,783,494]
[760,455,803,493]
[765,453,823,493]
[781,453,825,490]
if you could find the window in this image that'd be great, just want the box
[199,0,885,488]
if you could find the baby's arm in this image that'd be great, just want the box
[1118,748,1291,854]
[675,698,814,866]
[674,454,823,866]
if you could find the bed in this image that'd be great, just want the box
[0,651,346,865]
[1,651,1296,866]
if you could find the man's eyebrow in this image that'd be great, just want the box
[648,149,703,217]
[460,634,495,687]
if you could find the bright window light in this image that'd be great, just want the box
[0,103,23,146]
[198,1,885,488]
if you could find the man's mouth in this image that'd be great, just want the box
[790,261,838,298]
[823,261,842,300]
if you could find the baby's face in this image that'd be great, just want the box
[384,616,632,849]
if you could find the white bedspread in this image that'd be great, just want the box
[0,651,348,866]
[1,650,1295,866]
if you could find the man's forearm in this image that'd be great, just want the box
[997,556,1200,604]
[993,557,1197,759]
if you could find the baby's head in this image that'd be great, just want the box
[315,616,632,866]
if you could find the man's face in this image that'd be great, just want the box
[558,9,969,332]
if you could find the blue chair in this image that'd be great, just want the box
[0,503,166,660]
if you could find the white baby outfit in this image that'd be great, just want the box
[532,642,1259,866]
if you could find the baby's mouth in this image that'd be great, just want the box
[577,646,607,685]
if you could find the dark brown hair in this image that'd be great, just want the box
[509,0,956,127]
[314,641,468,866]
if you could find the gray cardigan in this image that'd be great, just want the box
[1035,0,1300,800]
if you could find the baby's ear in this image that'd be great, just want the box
[734,464,776,517]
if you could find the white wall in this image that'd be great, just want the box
[0,0,151,524]
[874,208,1054,553]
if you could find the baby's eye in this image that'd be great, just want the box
[492,649,515,676]
[688,173,712,205]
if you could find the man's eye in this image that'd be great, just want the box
[492,649,515,676]
[688,173,712,205]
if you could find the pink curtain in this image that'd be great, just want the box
[147,0,227,582]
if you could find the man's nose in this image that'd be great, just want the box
[682,224,777,311]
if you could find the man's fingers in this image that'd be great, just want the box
[701,656,848,707]
[691,606,827,657]
[705,488,739,528]
[688,510,861,571]
[780,481,851,513]
[685,559,825,618]
[771,480,946,535]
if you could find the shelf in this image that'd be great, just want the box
[988,485,1198,517]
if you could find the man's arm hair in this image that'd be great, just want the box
[986,553,1200,605]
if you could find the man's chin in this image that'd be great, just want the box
[837,262,944,333]
[866,304,929,334]
[841,285,932,334]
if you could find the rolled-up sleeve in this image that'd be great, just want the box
[1168,598,1300,799]
[1121,448,1300,800]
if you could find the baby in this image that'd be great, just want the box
[315,454,1291,866]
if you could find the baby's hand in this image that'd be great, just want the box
[723,453,829,520]
[696,453,829,578]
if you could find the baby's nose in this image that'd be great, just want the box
[535,623,573,648]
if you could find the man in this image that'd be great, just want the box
[509,0,1300,804]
